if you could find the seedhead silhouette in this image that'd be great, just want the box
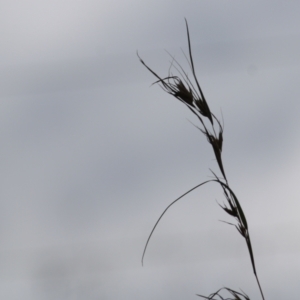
[138,19,265,300]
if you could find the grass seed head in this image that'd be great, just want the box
[220,203,238,217]
[173,78,194,106]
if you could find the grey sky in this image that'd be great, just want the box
[1,1,300,299]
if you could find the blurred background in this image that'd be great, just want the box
[1,1,300,299]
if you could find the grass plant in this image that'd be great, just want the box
[138,19,265,300]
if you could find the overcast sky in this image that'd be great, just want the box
[1,1,300,299]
